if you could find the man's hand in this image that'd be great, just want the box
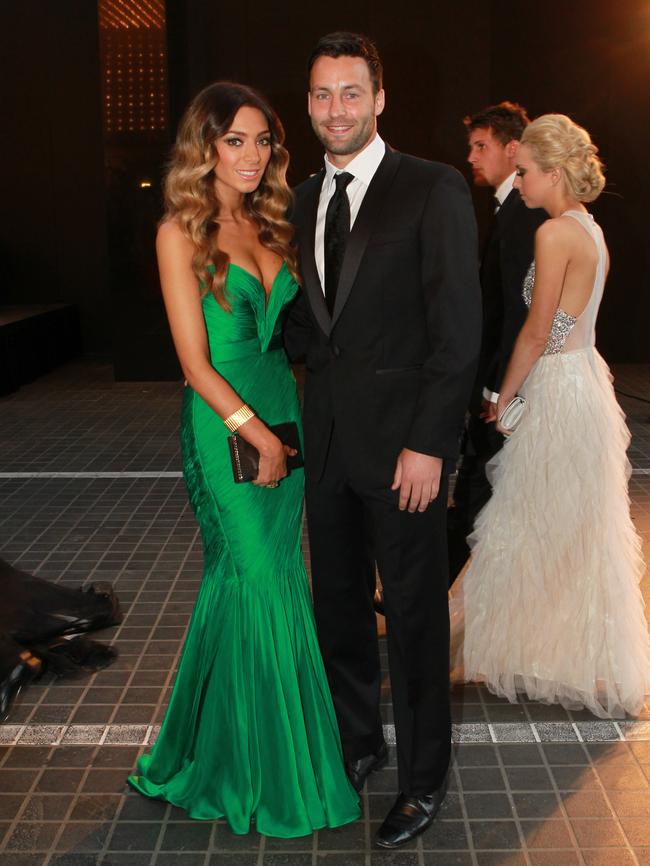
[479,397,498,423]
[391,449,443,513]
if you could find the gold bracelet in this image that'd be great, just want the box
[223,404,255,432]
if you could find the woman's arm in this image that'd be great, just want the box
[495,219,572,431]
[157,221,292,483]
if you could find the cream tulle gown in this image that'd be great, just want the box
[451,210,650,718]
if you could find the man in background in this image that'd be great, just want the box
[448,102,547,583]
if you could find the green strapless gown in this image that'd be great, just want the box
[128,263,360,836]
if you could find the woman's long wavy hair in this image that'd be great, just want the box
[163,81,299,309]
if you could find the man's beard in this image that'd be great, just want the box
[312,115,375,156]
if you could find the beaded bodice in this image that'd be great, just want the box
[522,262,578,355]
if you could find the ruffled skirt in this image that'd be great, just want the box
[450,347,650,718]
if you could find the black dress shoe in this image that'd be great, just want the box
[346,740,389,792]
[376,776,448,848]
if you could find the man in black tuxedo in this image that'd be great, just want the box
[447,102,547,584]
[285,32,481,848]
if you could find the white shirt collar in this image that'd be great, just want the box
[494,171,516,206]
[323,133,385,189]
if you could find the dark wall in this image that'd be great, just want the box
[0,1,646,376]
[490,0,650,362]
[166,0,491,184]
[0,1,111,354]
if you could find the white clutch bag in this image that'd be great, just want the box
[498,395,527,432]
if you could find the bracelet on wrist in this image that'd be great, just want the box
[224,404,255,432]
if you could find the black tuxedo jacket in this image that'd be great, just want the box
[477,188,547,404]
[285,145,482,486]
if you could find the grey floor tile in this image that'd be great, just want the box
[212,823,261,851]
[0,856,48,866]
[504,766,553,791]
[569,817,627,847]
[100,854,154,866]
[452,745,498,767]
[55,821,112,851]
[551,766,601,790]
[155,854,209,866]
[368,855,419,866]
[108,821,164,851]
[0,794,26,819]
[458,767,505,791]
[0,770,40,792]
[542,744,589,764]
[560,790,612,818]
[498,744,543,765]
[262,856,313,866]
[69,794,123,822]
[2,748,50,768]
[463,792,513,819]
[420,819,469,850]
[21,794,75,821]
[469,820,521,849]
[528,853,580,866]
[580,852,638,866]
[519,818,573,848]
[207,856,259,866]
[49,854,99,866]
[475,855,527,866]
[316,821,365,849]
[158,821,211,851]
[5,821,59,851]
[511,791,562,819]
[533,722,580,742]
[422,856,473,866]
[315,855,366,866]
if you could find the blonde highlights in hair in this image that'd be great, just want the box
[521,113,605,203]
[162,82,299,309]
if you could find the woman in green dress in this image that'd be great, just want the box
[127,82,360,837]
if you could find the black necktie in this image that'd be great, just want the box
[324,171,354,315]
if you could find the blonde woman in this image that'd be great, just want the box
[452,114,649,717]
[128,82,360,836]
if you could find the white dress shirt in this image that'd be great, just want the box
[314,133,386,292]
[494,171,516,211]
[483,171,517,402]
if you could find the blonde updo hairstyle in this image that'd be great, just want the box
[520,114,605,203]
[163,81,299,309]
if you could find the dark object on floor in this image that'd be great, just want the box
[376,774,449,848]
[346,740,389,792]
[373,588,385,617]
[0,635,43,721]
[0,557,121,721]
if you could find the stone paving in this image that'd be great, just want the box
[1,360,649,866]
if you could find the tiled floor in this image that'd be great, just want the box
[1,360,650,866]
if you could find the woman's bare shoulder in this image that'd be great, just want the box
[156,219,195,257]
[535,216,577,253]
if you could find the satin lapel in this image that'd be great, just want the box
[331,147,401,328]
[296,170,331,337]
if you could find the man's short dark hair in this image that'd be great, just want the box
[307,31,383,94]
[463,101,531,145]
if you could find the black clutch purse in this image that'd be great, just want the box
[227,421,304,483]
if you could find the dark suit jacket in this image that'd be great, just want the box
[285,145,482,487]
[477,188,547,405]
